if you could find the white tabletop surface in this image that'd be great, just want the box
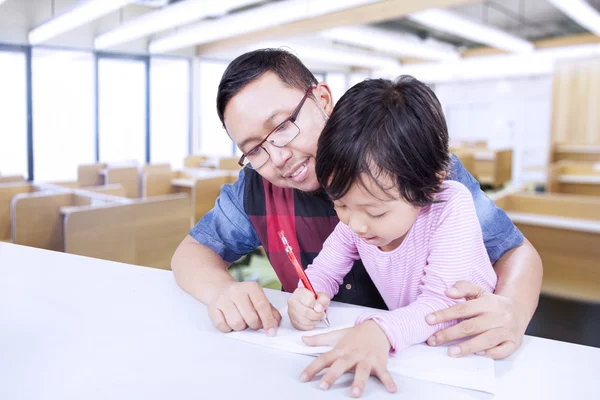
[507,211,600,234]
[559,174,600,184]
[1,242,599,400]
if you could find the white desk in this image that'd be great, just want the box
[1,243,599,400]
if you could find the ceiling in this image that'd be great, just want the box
[377,0,600,50]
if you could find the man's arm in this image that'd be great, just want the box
[171,235,235,305]
[171,170,281,335]
[426,156,543,359]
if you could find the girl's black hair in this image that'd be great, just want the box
[316,76,450,206]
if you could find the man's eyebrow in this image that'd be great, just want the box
[263,109,286,128]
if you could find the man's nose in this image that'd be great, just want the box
[267,142,292,169]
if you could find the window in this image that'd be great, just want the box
[313,72,325,82]
[150,57,190,170]
[196,60,232,157]
[349,71,370,88]
[32,49,95,182]
[325,72,347,104]
[98,57,147,165]
[0,49,28,178]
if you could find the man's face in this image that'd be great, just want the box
[224,72,333,192]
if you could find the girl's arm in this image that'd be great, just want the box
[304,222,361,298]
[357,186,498,353]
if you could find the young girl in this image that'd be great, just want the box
[288,76,497,397]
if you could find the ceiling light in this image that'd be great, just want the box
[29,0,137,45]
[320,25,460,62]
[408,8,534,53]
[149,0,381,53]
[95,0,263,49]
[547,0,600,36]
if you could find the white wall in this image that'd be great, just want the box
[435,75,553,184]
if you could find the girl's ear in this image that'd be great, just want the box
[314,82,334,117]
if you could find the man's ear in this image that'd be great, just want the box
[314,82,334,117]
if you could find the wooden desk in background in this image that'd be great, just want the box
[552,144,600,163]
[473,149,513,187]
[1,242,599,399]
[0,174,26,184]
[495,192,600,303]
[547,160,600,197]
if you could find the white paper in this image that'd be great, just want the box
[226,306,496,394]
[594,163,600,172]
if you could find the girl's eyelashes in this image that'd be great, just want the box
[368,212,387,219]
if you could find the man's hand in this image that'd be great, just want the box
[425,281,528,359]
[300,321,397,398]
[288,288,330,331]
[207,281,281,336]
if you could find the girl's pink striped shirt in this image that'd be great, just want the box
[305,180,498,353]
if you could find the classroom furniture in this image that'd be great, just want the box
[0,182,41,242]
[10,189,122,252]
[62,193,190,269]
[1,242,599,399]
[9,185,189,269]
[472,148,513,187]
[217,156,243,171]
[143,167,239,225]
[77,162,107,187]
[183,154,210,168]
[451,150,476,177]
[142,163,171,175]
[551,58,600,149]
[495,191,600,303]
[78,163,140,198]
[547,160,600,197]
[551,144,600,163]
[0,174,26,184]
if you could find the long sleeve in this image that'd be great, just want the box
[304,222,361,299]
[356,186,498,353]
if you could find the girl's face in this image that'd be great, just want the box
[333,173,422,252]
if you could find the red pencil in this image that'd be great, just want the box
[278,230,330,327]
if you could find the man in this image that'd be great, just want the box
[171,49,542,360]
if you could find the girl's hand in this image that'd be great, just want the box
[300,321,397,398]
[288,288,330,331]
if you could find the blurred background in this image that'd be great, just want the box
[1,0,599,348]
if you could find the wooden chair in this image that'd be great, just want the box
[473,149,513,187]
[0,182,41,242]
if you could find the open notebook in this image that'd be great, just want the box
[226,305,496,394]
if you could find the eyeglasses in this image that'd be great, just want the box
[238,87,314,170]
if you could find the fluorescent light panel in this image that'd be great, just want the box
[547,0,600,37]
[149,0,381,53]
[95,0,262,49]
[0,0,9,7]
[409,8,534,53]
[320,26,460,62]
[29,0,137,45]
